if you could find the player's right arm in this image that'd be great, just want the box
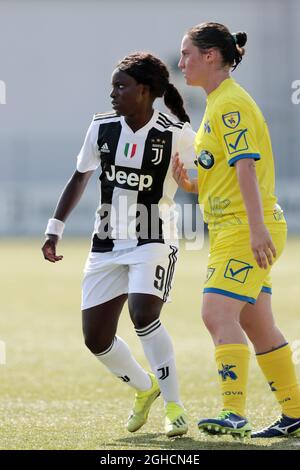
[42,170,94,263]
[42,118,100,263]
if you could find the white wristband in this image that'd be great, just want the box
[45,218,65,239]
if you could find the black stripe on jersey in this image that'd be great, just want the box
[157,119,172,129]
[157,118,185,130]
[158,112,174,126]
[91,121,122,253]
[163,246,178,302]
[171,123,184,129]
[94,111,118,121]
[136,127,173,246]
[157,113,185,129]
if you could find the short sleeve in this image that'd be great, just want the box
[214,103,261,167]
[76,118,100,172]
[177,122,197,169]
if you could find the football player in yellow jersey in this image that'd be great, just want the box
[173,22,300,438]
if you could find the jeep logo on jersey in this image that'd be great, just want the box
[198,150,215,169]
[105,165,153,191]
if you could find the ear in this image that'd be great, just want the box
[139,83,150,97]
[204,48,218,64]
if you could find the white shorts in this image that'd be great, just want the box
[81,243,178,310]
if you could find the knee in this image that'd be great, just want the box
[83,328,113,355]
[130,309,155,329]
[128,295,162,329]
[201,308,236,336]
[202,308,218,334]
[129,307,159,330]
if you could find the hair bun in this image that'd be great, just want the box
[235,31,247,47]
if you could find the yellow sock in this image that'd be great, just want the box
[256,343,300,418]
[215,344,250,417]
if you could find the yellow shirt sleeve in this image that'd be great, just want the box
[213,102,261,167]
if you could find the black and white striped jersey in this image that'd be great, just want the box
[76,109,196,252]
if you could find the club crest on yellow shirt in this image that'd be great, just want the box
[222,111,240,129]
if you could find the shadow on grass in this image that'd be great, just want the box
[107,432,300,451]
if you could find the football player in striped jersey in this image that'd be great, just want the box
[42,52,196,437]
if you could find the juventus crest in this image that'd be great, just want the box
[151,138,165,165]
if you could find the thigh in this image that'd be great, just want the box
[82,294,128,352]
[202,292,245,323]
[82,251,128,310]
[127,244,178,303]
[204,227,278,305]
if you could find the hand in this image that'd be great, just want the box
[41,235,63,263]
[250,224,276,269]
[172,153,197,193]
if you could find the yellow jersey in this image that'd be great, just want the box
[194,77,277,230]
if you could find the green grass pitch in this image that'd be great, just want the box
[1,238,300,450]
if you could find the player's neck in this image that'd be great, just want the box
[124,108,154,133]
[203,70,230,96]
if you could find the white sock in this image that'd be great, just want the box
[136,319,182,406]
[94,336,152,391]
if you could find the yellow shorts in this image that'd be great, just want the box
[204,215,287,304]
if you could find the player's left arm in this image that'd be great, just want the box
[215,103,276,269]
[235,158,276,269]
